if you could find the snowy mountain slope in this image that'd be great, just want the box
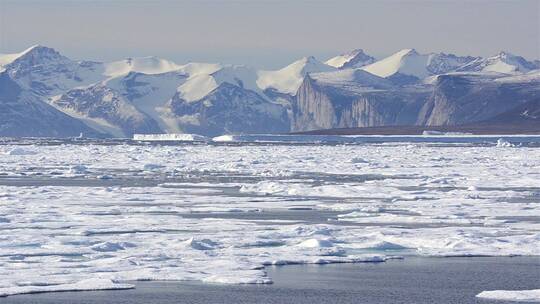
[177,65,262,102]
[51,84,162,137]
[457,51,540,74]
[104,57,183,77]
[325,49,375,69]
[362,49,478,79]
[310,68,393,90]
[362,49,429,78]
[168,82,289,136]
[1,45,105,96]
[1,45,190,97]
[104,71,188,132]
[0,48,30,66]
[1,44,539,137]
[0,70,101,137]
[257,56,336,95]
[58,61,292,136]
[425,53,478,75]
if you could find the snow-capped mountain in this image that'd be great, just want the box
[257,56,335,95]
[51,83,163,137]
[361,49,478,80]
[169,82,289,136]
[456,51,539,74]
[0,69,101,137]
[325,49,375,69]
[0,45,538,137]
[0,45,105,96]
[104,57,183,77]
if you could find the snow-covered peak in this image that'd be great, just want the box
[362,49,480,79]
[362,49,429,79]
[177,62,222,77]
[212,65,259,90]
[104,56,183,77]
[1,45,69,68]
[457,51,539,74]
[176,64,261,102]
[325,49,375,69]
[425,53,478,75]
[257,56,335,94]
[310,68,392,90]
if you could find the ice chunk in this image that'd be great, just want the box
[476,289,540,302]
[5,148,38,155]
[497,138,515,147]
[297,239,334,248]
[69,165,88,174]
[133,133,208,142]
[90,242,136,252]
[422,131,472,135]
[0,279,134,297]
[183,237,219,250]
[350,157,369,163]
[367,241,409,251]
[143,163,165,171]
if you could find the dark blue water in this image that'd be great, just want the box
[3,256,539,304]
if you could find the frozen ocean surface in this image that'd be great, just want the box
[0,137,539,298]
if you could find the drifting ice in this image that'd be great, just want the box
[476,289,540,302]
[133,133,208,142]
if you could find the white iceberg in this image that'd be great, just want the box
[476,289,540,302]
[133,133,208,142]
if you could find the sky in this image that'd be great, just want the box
[0,0,539,69]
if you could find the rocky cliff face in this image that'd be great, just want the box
[292,74,428,132]
[418,73,540,126]
[292,71,540,132]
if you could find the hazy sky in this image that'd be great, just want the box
[1,0,539,68]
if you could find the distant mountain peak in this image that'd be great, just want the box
[104,56,182,77]
[361,48,428,78]
[325,48,375,69]
[496,51,514,58]
[257,56,335,94]
[457,51,538,74]
[362,49,480,79]
[3,44,68,68]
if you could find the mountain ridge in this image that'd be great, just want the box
[1,45,538,137]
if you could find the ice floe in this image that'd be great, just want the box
[0,139,538,296]
[476,289,540,302]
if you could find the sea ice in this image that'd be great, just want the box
[0,140,538,297]
[476,289,540,302]
[497,138,515,147]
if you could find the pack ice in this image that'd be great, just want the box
[0,140,539,297]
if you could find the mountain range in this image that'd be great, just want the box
[1,45,539,137]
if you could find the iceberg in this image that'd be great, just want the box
[476,289,540,302]
[133,133,208,142]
